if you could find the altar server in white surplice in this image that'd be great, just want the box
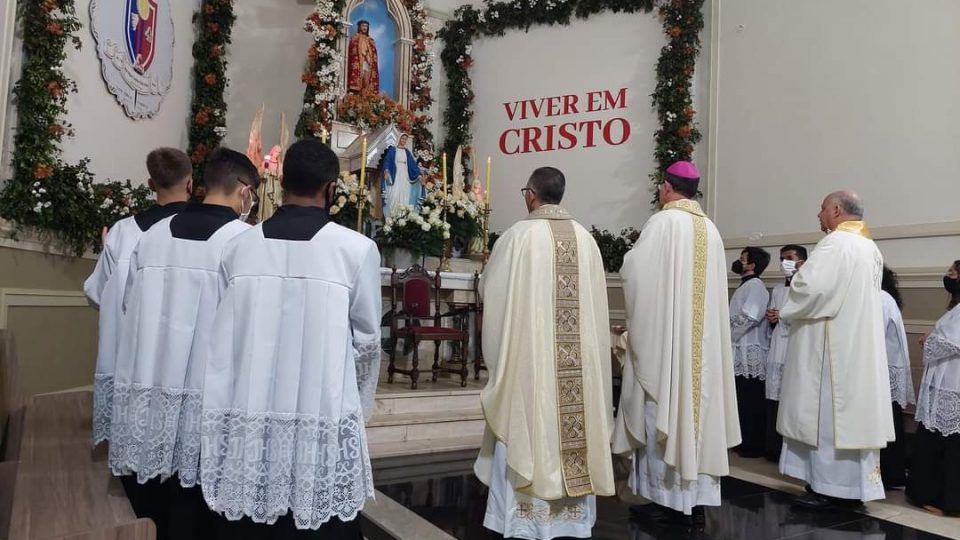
[730,246,771,458]
[778,190,893,509]
[763,244,807,463]
[84,148,191,446]
[613,161,740,528]
[201,139,380,538]
[110,147,259,538]
[475,167,614,540]
[878,266,914,488]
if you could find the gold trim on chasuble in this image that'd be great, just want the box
[547,219,594,498]
[690,214,708,443]
[834,220,872,239]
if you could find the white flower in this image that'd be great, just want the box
[338,195,347,205]
[421,223,430,231]
[33,203,42,213]
[399,219,407,226]
[329,205,340,215]
[43,201,51,208]
[443,231,450,239]
[100,198,113,209]
[383,225,392,233]
[214,126,228,137]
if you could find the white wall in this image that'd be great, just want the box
[60,0,200,183]
[471,11,662,232]
[711,0,960,268]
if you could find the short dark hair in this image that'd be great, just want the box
[203,147,260,194]
[664,172,698,199]
[357,20,370,31]
[527,167,565,204]
[146,147,192,190]
[283,139,340,197]
[742,246,771,276]
[882,266,903,310]
[780,244,808,261]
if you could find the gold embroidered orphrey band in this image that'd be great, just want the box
[690,213,708,443]
[548,219,594,498]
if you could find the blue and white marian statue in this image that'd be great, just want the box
[381,134,423,219]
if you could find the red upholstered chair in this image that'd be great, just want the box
[388,265,469,389]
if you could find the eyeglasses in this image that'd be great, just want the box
[238,178,260,207]
[520,187,536,197]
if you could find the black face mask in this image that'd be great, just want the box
[732,260,744,275]
[944,276,960,295]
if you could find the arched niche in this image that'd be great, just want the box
[341,0,413,107]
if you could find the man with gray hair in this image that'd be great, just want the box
[777,190,894,509]
[475,167,615,539]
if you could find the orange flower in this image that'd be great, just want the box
[195,110,210,125]
[33,163,53,179]
[669,26,682,38]
[684,106,695,118]
[204,73,217,85]
[47,80,62,97]
[323,24,337,39]
[191,144,209,164]
[677,125,691,138]
[207,22,219,33]
[46,21,63,35]
[301,72,319,86]
[307,47,319,60]
[210,45,223,57]
[48,124,65,136]
[42,0,57,13]
[205,4,214,15]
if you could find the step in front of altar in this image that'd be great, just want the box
[368,387,484,459]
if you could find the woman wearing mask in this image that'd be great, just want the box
[906,260,960,515]
[878,267,914,489]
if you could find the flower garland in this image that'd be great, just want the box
[296,0,439,180]
[295,0,344,139]
[438,0,705,202]
[186,0,236,184]
[0,0,152,255]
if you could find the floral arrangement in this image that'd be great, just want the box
[186,0,236,184]
[0,0,153,255]
[295,0,344,139]
[380,204,450,257]
[336,88,417,133]
[590,226,640,272]
[437,0,705,204]
[420,186,483,248]
[328,171,373,227]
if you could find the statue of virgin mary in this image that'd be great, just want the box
[381,134,423,218]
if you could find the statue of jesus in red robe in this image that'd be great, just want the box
[347,20,379,95]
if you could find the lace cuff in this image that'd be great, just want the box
[924,335,960,365]
[888,365,915,407]
[93,373,114,445]
[200,409,374,530]
[354,340,381,421]
[109,382,202,486]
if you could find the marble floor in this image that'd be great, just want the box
[374,465,960,540]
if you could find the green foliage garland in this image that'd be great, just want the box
[589,226,639,272]
[437,0,705,203]
[0,0,152,255]
[186,0,236,185]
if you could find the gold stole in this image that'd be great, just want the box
[663,199,709,443]
[547,219,594,498]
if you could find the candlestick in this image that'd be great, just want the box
[357,136,367,232]
[441,152,448,197]
[485,156,491,205]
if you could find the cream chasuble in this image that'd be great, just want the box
[777,221,894,450]
[474,204,615,503]
[613,199,741,483]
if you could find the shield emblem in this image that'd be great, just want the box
[125,0,158,74]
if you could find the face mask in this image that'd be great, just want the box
[238,188,252,222]
[781,259,797,277]
[731,260,744,275]
[944,276,960,295]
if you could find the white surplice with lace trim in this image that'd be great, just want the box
[200,222,381,530]
[730,277,771,380]
[881,291,916,409]
[915,305,960,436]
[764,284,791,400]
[109,217,250,487]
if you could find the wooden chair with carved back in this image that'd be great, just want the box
[387,265,469,389]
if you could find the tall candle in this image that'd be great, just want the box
[485,157,492,206]
[441,152,448,196]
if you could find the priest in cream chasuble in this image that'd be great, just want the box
[613,161,741,520]
[778,191,894,507]
[475,167,614,540]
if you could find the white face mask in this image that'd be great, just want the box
[238,188,253,222]
[781,259,797,277]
